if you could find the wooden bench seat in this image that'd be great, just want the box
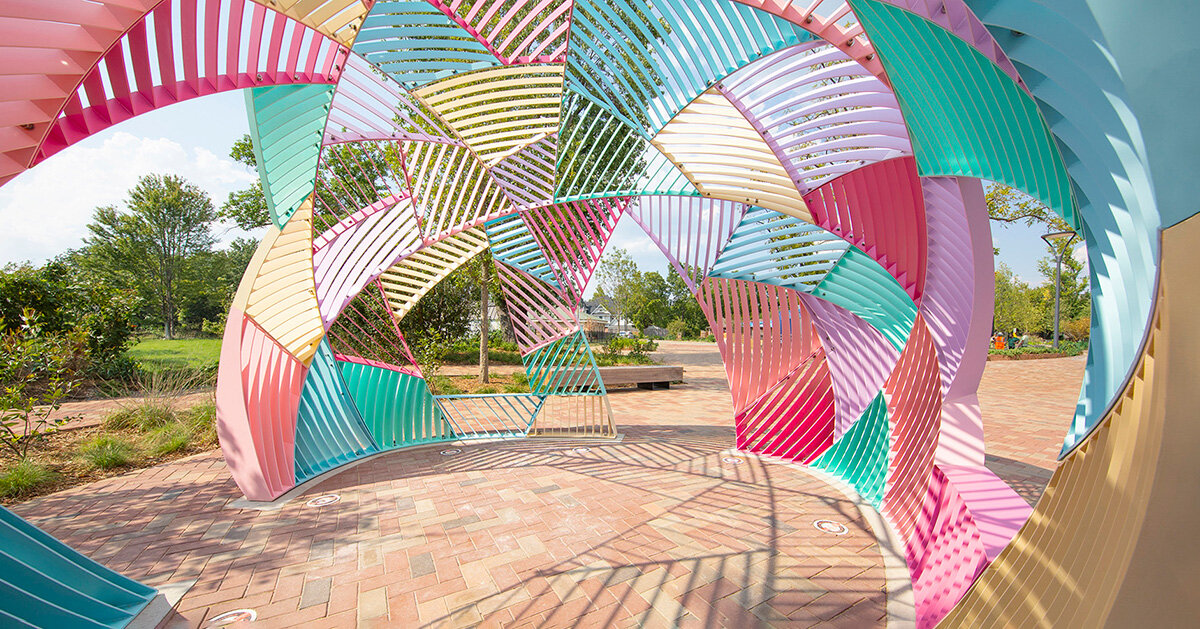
[598,365,684,390]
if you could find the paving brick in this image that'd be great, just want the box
[7,342,1079,627]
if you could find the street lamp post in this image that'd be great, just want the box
[1041,230,1078,350]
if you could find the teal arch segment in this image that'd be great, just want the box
[707,207,851,292]
[246,84,333,227]
[339,360,454,448]
[524,331,606,395]
[294,341,379,483]
[963,0,1163,458]
[848,0,1079,230]
[811,246,918,351]
[485,214,561,288]
[566,0,813,135]
[811,393,889,507]
[355,1,499,87]
[555,91,698,200]
[0,506,158,629]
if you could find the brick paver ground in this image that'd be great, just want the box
[9,342,1084,627]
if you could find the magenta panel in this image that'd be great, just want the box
[804,156,928,302]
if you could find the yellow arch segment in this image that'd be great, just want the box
[402,141,515,237]
[943,214,1200,627]
[415,64,565,165]
[378,227,491,322]
[232,199,325,364]
[251,0,368,45]
[652,90,810,222]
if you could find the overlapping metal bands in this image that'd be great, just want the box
[2,0,1196,626]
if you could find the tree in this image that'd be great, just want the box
[462,251,502,383]
[993,263,1039,335]
[596,248,638,330]
[986,183,1072,233]
[665,266,708,337]
[84,174,216,339]
[628,270,670,330]
[218,135,271,231]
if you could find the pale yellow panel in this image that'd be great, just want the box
[652,89,810,222]
[378,228,490,321]
[233,201,325,364]
[252,0,367,45]
[414,64,564,165]
[942,213,1200,627]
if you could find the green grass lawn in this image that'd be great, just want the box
[127,337,222,372]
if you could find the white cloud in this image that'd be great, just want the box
[0,131,256,265]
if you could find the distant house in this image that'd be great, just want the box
[643,325,668,339]
[467,303,505,334]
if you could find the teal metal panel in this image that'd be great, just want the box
[812,246,919,351]
[0,506,158,629]
[294,341,379,483]
[849,0,1078,230]
[811,393,889,507]
[708,207,851,292]
[355,1,499,87]
[338,360,454,448]
[962,0,1163,457]
[485,214,561,289]
[565,0,813,135]
[246,84,334,227]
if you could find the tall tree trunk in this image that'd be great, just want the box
[479,265,490,383]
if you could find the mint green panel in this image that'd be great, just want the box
[338,360,454,448]
[849,0,1078,230]
[812,246,917,351]
[294,341,379,484]
[0,506,158,629]
[246,84,334,227]
[811,393,889,507]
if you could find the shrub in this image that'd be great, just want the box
[183,399,217,445]
[78,436,135,469]
[0,460,56,498]
[667,319,687,340]
[427,375,459,395]
[1061,317,1090,341]
[1,310,87,462]
[103,403,176,431]
[147,423,192,456]
[512,371,528,386]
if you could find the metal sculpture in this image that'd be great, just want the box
[2,0,1198,627]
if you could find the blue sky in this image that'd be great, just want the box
[0,89,1066,289]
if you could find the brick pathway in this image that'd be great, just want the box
[8,342,1084,627]
[12,342,888,628]
[978,355,1085,505]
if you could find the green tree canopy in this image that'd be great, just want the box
[83,174,216,339]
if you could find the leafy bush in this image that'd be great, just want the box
[1061,317,1090,341]
[988,341,1087,357]
[78,436,136,469]
[0,460,56,498]
[666,319,688,340]
[427,375,459,395]
[1,310,87,461]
